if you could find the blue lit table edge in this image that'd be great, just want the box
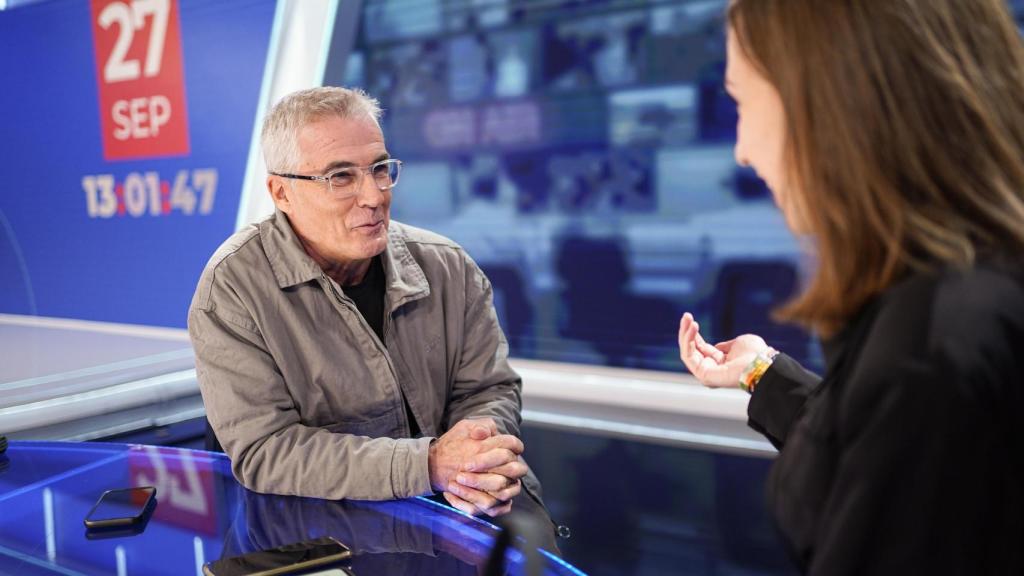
[0,441,585,576]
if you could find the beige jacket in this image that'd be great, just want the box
[188,211,531,501]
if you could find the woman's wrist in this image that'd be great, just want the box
[738,348,779,394]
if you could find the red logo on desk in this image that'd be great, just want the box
[129,446,217,535]
[90,0,190,161]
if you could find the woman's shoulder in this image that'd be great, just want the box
[927,263,1024,374]
[827,263,1024,437]
[855,262,1024,392]
[928,263,1024,330]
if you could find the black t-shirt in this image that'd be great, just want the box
[343,256,420,437]
[343,256,385,343]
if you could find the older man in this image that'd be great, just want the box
[189,87,551,528]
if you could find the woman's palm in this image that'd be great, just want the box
[679,313,769,388]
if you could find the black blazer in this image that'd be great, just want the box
[750,264,1024,574]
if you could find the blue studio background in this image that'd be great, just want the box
[4,0,1024,374]
[328,0,818,373]
[0,0,823,374]
[0,0,276,327]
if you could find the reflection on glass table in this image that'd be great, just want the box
[0,441,585,576]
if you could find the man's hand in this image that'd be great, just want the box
[444,446,528,517]
[678,312,772,388]
[428,417,527,517]
[443,477,519,517]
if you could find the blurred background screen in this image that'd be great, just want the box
[326,0,821,372]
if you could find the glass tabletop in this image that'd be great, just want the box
[0,441,584,576]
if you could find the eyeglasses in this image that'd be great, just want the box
[270,158,402,198]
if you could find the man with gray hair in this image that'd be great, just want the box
[188,87,554,535]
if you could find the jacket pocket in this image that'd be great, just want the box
[323,410,397,438]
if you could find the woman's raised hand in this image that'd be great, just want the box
[678,312,771,388]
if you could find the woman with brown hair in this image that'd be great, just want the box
[679,0,1024,573]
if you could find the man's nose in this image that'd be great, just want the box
[355,171,385,207]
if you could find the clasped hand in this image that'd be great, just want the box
[428,417,527,517]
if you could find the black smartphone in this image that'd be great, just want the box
[202,536,352,576]
[84,522,148,540]
[83,486,157,530]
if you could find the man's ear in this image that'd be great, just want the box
[267,175,291,213]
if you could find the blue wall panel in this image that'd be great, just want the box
[0,0,276,327]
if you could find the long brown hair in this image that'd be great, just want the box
[728,0,1024,337]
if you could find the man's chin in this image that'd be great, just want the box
[360,235,388,259]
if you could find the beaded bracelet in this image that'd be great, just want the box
[738,350,778,394]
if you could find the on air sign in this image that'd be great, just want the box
[90,0,190,160]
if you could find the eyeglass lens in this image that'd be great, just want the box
[327,161,400,194]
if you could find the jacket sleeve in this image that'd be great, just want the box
[441,252,523,437]
[747,353,822,449]
[189,282,432,501]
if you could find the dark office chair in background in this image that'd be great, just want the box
[480,264,534,355]
[710,259,811,365]
[554,233,679,367]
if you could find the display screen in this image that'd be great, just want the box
[326,0,822,371]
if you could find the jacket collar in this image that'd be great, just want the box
[261,210,322,288]
[261,210,430,310]
[379,221,431,311]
